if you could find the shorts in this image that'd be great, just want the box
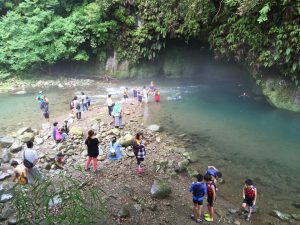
[123,95,128,99]
[138,97,142,102]
[43,112,49,119]
[207,196,214,206]
[134,93,137,97]
[193,197,203,205]
[243,197,254,207]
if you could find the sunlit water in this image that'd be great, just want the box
[0,69,300,223]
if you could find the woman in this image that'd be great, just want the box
[73,96,81,120]
[108,137,122,160]
[84,130,100,173]
[111,101,122,128]
[133,132,146,173]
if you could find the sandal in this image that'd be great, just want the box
[191,214,195,219]
[196,219,202,223]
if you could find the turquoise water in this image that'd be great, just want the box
[0,70,300,223]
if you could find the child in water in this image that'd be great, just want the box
[241,179,257,221]
[189,174,206,223]
[204,174,216,222]
[154,90,161,102]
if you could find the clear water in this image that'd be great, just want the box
[0,68,300,223]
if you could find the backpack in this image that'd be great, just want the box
[76,102,81,110]
[23,151,34,169]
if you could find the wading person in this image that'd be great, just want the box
[137,89,143,106]
[133,132,146,173]
[133,87,138,104]
[204,174,216,222]
[154,90,161,102]
[142,86,149,104]
[81,92,89,112]
[73,96,81,120]
[35,91,44,110]
[85,130,100,173]
[43,101,49,122]
[189,174,206,223]
[241,179,257,221]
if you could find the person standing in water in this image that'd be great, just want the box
[137,89,143,106]
[142,87,149,104]
[154,90,161,102]
[85,130,100,173]
[189,174,206,223]
[241,179,257,221]
[73,96,81,120]
[106,94,114,116]
[133,132,146,173]
[81,92,89,112]
[35,91,44,110]
[69,97,75,114]
[43,101,49,122]
[133,87,138,104]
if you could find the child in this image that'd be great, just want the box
[62,120,69,135]
[189,174,206,223]
[53,152,65,169]
[204,174,216,222]
[108,137,122,160]
[85,130,100,173]
[11,161,28,185]
[133,132,146,173]
[154,90,161,102]
[241,179,257,221]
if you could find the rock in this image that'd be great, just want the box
[108,128,120,136]
[7,217,17,225]
[58,83,64,88]
[0,136,15,148]
[234,220,241,225]
[44,163,52,170]
[156,136,161,143]
[187,167,199,178]
[35,137,44,145]
[69,127,84,137]
[91,123,99,131]
[0,182,14,193]
[228,208,239,214]
[16,127,32,136]
[42,123,50,130]
[1,150,12,163]
[98,155,106,161]
[0,204,15,220]
[174,147,185,154]
[14,90,27,95]
[0,172,11,181]
[118,134,134,147]
[0,194,13,203]
[125,150,135,157]
[18,132,35,142]
[291,214,300,221]
[151,180,172,199]
[133,204,143,212]
[9,139,23,153]
[175,159,189,172]
[48,196,62,208]
[124,110,130,115]
[118,207,130,218]
[81,150,88,157]
[272,210,290,221]
[292,203,300,209]
[182,151,199,163]
[147,124,160,132]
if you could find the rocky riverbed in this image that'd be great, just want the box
[0,103,299,225]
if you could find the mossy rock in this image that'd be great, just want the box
[151,180,172,199]
[18,132,35,143]
[69,127,84,137]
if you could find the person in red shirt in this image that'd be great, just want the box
[154,90,161,102]
[241,179,257,221]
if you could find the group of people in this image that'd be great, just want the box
[35,91,49,121]
[189,166,257,222]
[52,121,69,142]
[70,92,91,120]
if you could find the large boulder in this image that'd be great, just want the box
[16,127,32,136]
[0,136,15,148]
[69,127,84,137]
[0,172,11,181]
[118,134,134,147]
[182,151,199,163]
[18,132,35,143]
[151,180,172,199]
[9,139,23,153]
[175,159,190,172]
[1,149,12,163]
[108,128,120,136]
[0,193,13,203]
[147,124,160,132]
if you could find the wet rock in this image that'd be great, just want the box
[69,127,84,137]
[292,203,300,209]
[1,150,12,163]
[118,207,130,218]
[151,180,172,199]
[187,167,199,178]
[16,127,32,136]
[14,90,26,95]
[272,210,290,221]
[133,204,143,212]
[0,136,15,148]
[58,83,64,88]
[7,216,17,225]
[9,139,23,153]
[182,151,199,163]
[147,124,160,132]
[0,204,15,220]
[18,132,35,142]
[0,194,13,203]
[0,172,11,181]
[291,214,300,221]
[175,159,189,172]
[118,134,133,147]
[228,208,239,214]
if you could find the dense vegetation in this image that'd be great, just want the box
[0,0,299,83]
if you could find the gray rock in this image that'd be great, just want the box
[133,204,143,212]
[16,127,32,136]
[228,208,239,214]
[69,127,84,137]
[292,203,300,209]
[118,207,130,218]
[0,204,15,220]
[187,167,199,178]
[0,181,15,193]
[1,149,12,163]
[182,151,199,163]
[147,124,160,132]
[175,159,189,172]
[0,194,13,203]
[7,217,17,225]
[0,136,15,148]
[108,128,120,136]
[0,172,11,181]
[18,132,35,143]
[118,134,134,147]
[91,123,100,131]
[272,210,290,221]
[35,137,44,145]
[48,196,62,208]
[151,180,172,199]
[9,139,23,153]
[291,214,300,221]
[14,90,27,95]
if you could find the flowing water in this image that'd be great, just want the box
[0,65,300,224]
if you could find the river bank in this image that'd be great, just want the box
[0,96,299,225]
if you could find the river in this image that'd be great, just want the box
[0,64,300,224]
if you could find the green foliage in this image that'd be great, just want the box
[12,174,107,225]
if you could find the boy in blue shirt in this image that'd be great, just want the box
[189,174,206,223]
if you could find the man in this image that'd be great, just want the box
[22,141,43,184]
[81,92,89,112]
